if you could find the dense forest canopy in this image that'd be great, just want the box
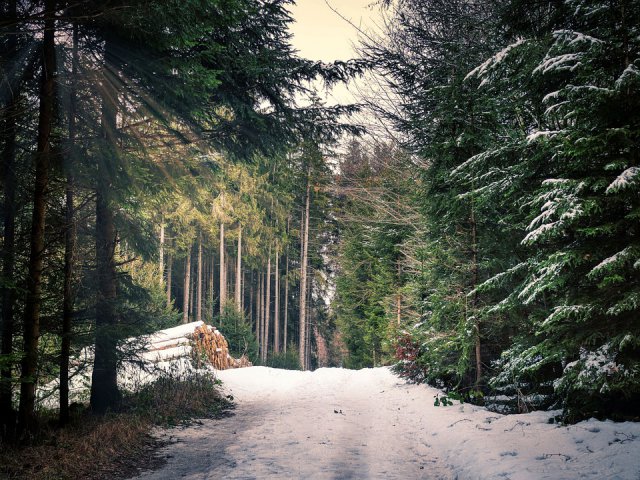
[0,0,638,448]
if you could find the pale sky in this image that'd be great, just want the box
[288,1,381,107]
[288,0,378,62]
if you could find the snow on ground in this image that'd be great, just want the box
[134,367,640,480]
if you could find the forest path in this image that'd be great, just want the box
[133,367,454,480]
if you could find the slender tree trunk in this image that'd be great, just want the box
[219,223,225,316]
[249,271,254,324]
[209,254,214,319]
[91,30,123,415]
[241,270,245,314]
[0,0,19,437]
[256,271,262,352]
[19,0,56,431]
[197,234,202,323]
[299,172,311,370]
[191,250,197,317]
[183,244,191,324]
[159,222,165,285]
[166,249,172,308]
[235,226,242,309]
[396,261,402,326]
[306,276,312,369]
[283,247,289,354]
[263,246,272,362]
[274,245,280,354]
[60,21,79,426]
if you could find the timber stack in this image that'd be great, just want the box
[143,320,251,370]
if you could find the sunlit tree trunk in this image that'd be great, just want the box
[299,171,311,370]
[183,244,191,324]
[274,244,280,354]
[197,234,202,323]
[248,271,253,323]
[209,254,214,319]
[283,247,289,354]
[166,249,172,308]
[257,271,262,352]
[159,222,165,285]
[19,0,56,431]
[219,223,225,316]
[235,226,242,309]
[263,245,272,362]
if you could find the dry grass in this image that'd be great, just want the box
[0,372,232,480]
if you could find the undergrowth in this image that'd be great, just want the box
[0,371,232,480]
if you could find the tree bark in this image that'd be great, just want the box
[235,226,242,309]
[91,30,121,415]
[263,245,272,362]
[283,246,289,354]
[396,261,402,326]
[0,0,19,437]
[18,0,56,431]
[274,245,280,354]
[249,271,254,325]
[60,21,79,426]
[257,271,262,352]
[219,223,225,317]
[166,249,172,308]
[209,253,214,319]
[299,171,311,370]
[183,244,191,324]
[197,234,202,323]
[159,222,165,285]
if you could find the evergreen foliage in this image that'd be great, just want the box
[354,0,640,420]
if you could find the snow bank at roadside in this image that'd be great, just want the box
[38,321,217,409]
[216,366,640,480]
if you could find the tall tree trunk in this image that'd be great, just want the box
[263,246,272,362]
[396,261,402,326]
[283,246,289,354]
[299,172,311,370]
[166,252,172,305]
[166,249,172,308]
[235,226,242,309]
[257,271,262,352]
[60,21,79,426]
[183,245,191,324]
[197,234,202,323]
[209,254,214,319]
[18,0,56,431]
[306,275,312,369]
[274,245,280,354]
[0,0,19,437]
[249,271,254,325]
[219,223,225,317]
[159,222,165,285]
[91,31,121,415]
[241,270,245,314]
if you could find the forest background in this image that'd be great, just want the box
[0,0,639,449]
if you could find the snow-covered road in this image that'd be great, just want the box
[133,367,640,480]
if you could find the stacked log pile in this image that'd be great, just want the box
[143,321,251,370]
[192,324,252,369]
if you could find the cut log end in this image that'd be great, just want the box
[191,324,252,370]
